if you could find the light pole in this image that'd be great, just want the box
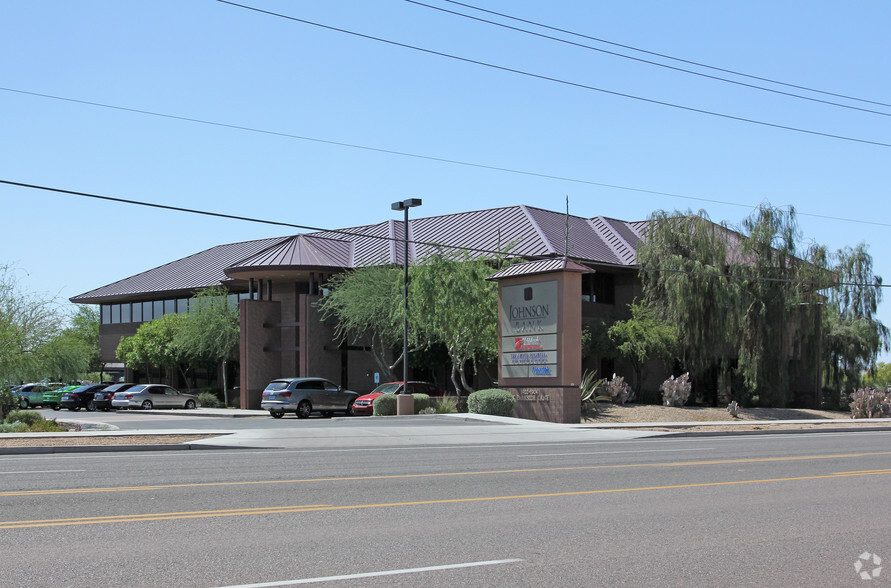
[391,198,421,414]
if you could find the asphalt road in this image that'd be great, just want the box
[1,430,890,586]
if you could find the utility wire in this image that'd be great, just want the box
[440,0,891,110]
[407,0,891,119]
[216,0,891,149]
[1,179,886,290]
[2,86,890,229]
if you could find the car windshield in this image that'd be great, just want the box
[264,381,290,392]
[370,384,401,394]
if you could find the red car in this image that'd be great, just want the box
[352,381,443,415]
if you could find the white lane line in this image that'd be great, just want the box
[518,447,714,457]
[216,558,524,587]
[0,469,85,474]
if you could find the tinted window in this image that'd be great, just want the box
[101,305,111,324]
[153,300,164,319]
[132,303,142,322]
[121,303,131,323]
[111,304,121,324]
[143,301,153,322]
[297,380,325,390]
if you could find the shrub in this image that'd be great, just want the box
[849,388,891,419]
[727,400,741,418]
[4,410,44,426]
[660,373,692,407]
[198,392,222,408]
[606,374,634,405]
[0,387,17,420]
[467,389,515,417]
[432,396,458,414]
[28,419,67,432]
[412,393,431,413]
[0,422,29,433]
[373,394,397,416]
[580,370,609,419]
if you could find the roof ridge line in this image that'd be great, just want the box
[587,216,636,265]
[519,205,557,256]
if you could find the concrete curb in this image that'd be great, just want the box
[655,426,891,438]
[0,443,230,455]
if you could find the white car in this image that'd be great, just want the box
[111,384,200,410]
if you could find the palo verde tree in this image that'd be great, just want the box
[116,313,186,384]
[317,265,405,381]
[173,286,240,403]
[410,251,507,396]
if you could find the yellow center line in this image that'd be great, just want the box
[2,469,889,530]
[2,451,890,498]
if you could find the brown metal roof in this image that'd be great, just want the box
[486,258,594,281]
[71,205,652,303]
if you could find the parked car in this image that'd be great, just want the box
[93,383,137,411]
[16,383,49,409]
[352,381,444,416]
[260,377,359,419]
[60,384,111,411]
[111,384,200,410]
[43,385,80,410]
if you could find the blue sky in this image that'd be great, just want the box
[2,1,889,361]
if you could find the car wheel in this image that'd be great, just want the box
[296,400,312,419]
[52,404,61,411]
[141,400,153,410]
[87,400,96,412]
[184,400,196,409]
[346,400,355,416]
[18,398,28,409]
[270,411,284,419]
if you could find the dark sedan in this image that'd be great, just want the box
[93,383,137,411]
[59,384,110,412]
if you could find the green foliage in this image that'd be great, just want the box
[198,392,222,408]
[174,286,239,365]
[317,266,404,380]
[0,264,94,382]
[608,301,678,393]
[0,422,28,433]
[0,387,18,420]
[467,388,516,417]
[411,393,431,412]
[848,388,891,419]
[116,313,186,381]
[580,370,609,420]
[431,396,458,414]
[4,410,43,426]
[27,419,67,432]
[863,362,891,389]
[660,373,692,407]
[372,394,397,416]
[411,251,516,395]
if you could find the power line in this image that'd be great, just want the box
[1,179,886,290]
[2,86,890,229]
[215,0,891,149]
[407,0,891,119]
[439,0,891,110]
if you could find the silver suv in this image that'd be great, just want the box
[260,377,358,419]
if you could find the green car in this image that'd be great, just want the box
[42,385,79,411]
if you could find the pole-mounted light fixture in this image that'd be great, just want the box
[391,198,422,405]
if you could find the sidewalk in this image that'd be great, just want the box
[1,410,890,454]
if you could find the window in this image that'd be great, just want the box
[153,300,164,319]
[582,273,615,305]
[121,303,131,323]
[101,305,111,324]
[132,302,142,323]
[164,299,176,315]
[111,304,121,324]
[177,298,188,314]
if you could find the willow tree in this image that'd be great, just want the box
[637,210,738,402]
[823,244,889,392]
[731,205,826,406]
[639,205,829,406]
